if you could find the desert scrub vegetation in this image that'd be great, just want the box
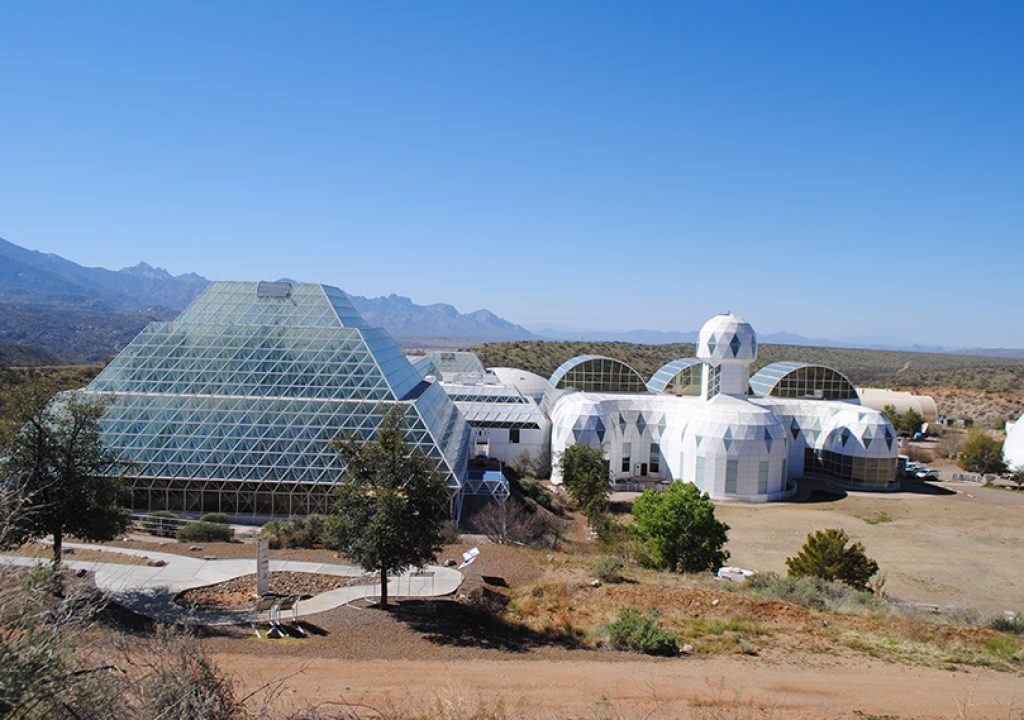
[471,340,1024,393]
[603,607,679,656]
[176,520,235,543]
[259,514,328,549]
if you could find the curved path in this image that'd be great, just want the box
[0,542,464,625]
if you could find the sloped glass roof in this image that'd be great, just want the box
[549,355,648,393]
[82,281,470,515]
[749,362,859,401]
[647,358,702,395]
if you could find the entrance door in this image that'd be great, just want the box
[640,462,648,476]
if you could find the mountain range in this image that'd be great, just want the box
[1,236,1022,363]
[0,237,537,362]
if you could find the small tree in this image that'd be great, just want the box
[882,404,902,429]
[630,481,729,573]
[785,528,879,591]
[322,408,450,607]
[558,444,611,527]
[1010,466,1024,491]
[958,428,1007,475]
[0,384,130,566]
[900,408,925,435]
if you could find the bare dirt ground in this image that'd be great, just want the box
[216,651,1024,719]
[716,479,1024,617]
[2,542,150,565]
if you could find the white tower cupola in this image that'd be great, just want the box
[697,313,757,399]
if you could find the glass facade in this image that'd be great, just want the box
[647,359,702,396]
[621,442,631,473]
[549,355,648,393]
[82,281,471,517]
[758,461,769,494]
[649,443,660,474]
[706,365,722,399]
[803,448,898,489]
[725,460,738,493]
[749,362,859,400]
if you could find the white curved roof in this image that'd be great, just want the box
[857,388,938,423]
[489,367,553,403]
[1005,414,1024,471]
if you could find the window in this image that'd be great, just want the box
[758,461,769,494]
[726,460,738,493]
[649,443,660,474]
[679,452,685,481]
[621,442,631,473]
[706,364,722,399]
[695,456,706,488]
[509,427,520,444]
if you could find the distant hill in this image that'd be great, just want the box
[0,237,537,363]
[0,337,62,365]
[471,339,1024,394]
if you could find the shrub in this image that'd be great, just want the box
[591,555,625,583]
[176,521,234,543]
[558,444,611,527]
[630,481,729,573]
[990,614,1024,635]
[258,515,326,549]
[747,571,883,613]
[959,428,1007,475]
[138,510,179,538]
[604,607,678,656]
[474,497,552,546]
[199,512,231,524]
[785,528,878,591]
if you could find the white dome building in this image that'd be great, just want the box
[1005,414,1024,472]
[545,312,900,500]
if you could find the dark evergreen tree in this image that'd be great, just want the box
[558,444,611,527]
[322,408,451,607]
[785,528,879,591]
[0,383,130,566]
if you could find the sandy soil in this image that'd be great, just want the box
[715,479,1024,617]
[2,543,150,565]
[216,651,1024,719]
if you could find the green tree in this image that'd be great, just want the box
[1009,466,1024,491]
[0,384,130,566]
[321,408,450,607]
[900,407,925,434]
[630,481,730,573]
[558,444,611,526]
[785,528,879,591]
[882,403,902,429]
[958,428,1007,475]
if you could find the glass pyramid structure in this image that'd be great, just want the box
[82,281,471,518]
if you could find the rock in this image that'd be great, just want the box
[711,598,719,607]
[681,643,694,655]
[445,559,457,567]
[147,559,166,567]
[590,579,602,588]
[203,555,218,561]
[75,568,87,578]
[64,548,75,555]
[189,545,201,551]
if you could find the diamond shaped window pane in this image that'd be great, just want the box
[723,427,733,452]
[790,417,800,439]
[764,427,773,452]
[636,413,647,435]
[729,334,742,357]
[707,336,718,354]
[595,418,606,443]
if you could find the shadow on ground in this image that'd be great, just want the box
[893,478,957,496]
[383,597,585,653]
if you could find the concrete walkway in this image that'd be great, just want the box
[0,542,463,625]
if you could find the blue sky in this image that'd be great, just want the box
[1,2,1021,347]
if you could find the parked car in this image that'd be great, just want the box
[915,468,939,480]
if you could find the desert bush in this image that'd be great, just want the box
[786,528,878,591]
[259,515,326,549]
[199,512,231,524]
[990,614,1024,635]
[591,555,625,583]
[510,475,563,516]
[604,607,678,656]
[959,428,1007,474]
[138,510,180,538]
[938,432,964,460]
[747,571,883,614]
[475,497,551,545]
[905,446,934,463]
[510,448,551,481]
[176,521,234,543]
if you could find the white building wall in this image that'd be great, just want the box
[1005,415,1024,471]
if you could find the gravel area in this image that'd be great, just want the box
[175,571,372,611]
